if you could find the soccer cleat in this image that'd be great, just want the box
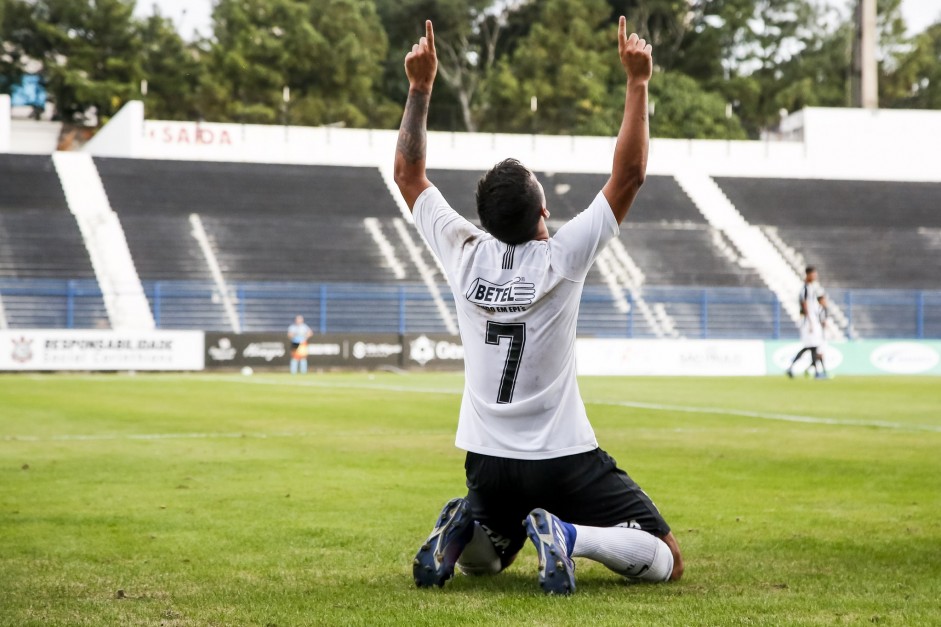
[413,497,475,588]
[523,508,576,595]
[786,370,794,379]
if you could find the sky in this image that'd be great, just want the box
[134,0,941,40]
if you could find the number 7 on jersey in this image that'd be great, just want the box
[485,321,526,404]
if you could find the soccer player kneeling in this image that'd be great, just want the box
[394,18,683,594]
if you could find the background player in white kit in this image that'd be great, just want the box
[787,266,828,379]
[394,19,683,594]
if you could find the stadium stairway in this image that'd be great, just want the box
[673,168,847,341]
[762,226,857,339]
[52,152,154,330]
[189,213,241,332]
[363,217,407,280]
[0,154,111,328]
[93,158,449,333]
[363,214,454,334]
[593,235,676,338]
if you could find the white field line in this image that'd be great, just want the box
[1,428,447,443]
[5,375,940,440]
[594,400,941,432]
[4,431,295,442]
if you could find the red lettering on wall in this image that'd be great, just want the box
[148,125,237,147]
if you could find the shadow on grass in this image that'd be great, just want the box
[390,566,679,597]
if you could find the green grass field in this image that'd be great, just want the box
[1,373,939,626]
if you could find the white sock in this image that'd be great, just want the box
[456,523,502,576]
[572,525,673,582]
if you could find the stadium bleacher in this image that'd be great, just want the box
[427,169,761,286]
[0,150,936,339]
[94,158,445,331]
[95,158,404,282]
[621,225,762,287]
[424,169,481,218]
[0,155,109,328]
[426,170,707,222]
[716,177,941,289]
[0,155,93,279]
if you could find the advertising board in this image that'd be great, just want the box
[765,340,941,376]
[204,333,403,370]
[0,330,204,371]
[403,334,465,371]
[575,339,766,376]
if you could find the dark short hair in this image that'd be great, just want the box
[476,158,543,245]
[805,266,816,275]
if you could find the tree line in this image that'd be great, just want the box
[0,0,938,139]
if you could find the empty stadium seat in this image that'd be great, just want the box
[716,177,941,289]
[95,158,404,283]
[93,158,455,330]
[620,224,763,288]
[427,170,705,223]
[0,156,108,327]
[0,155,95,279]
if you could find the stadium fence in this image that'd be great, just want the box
[1,279,938,340]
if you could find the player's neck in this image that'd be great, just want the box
[534,218,550,241]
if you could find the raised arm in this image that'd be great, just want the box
[602,17,653,225]
[394,20,437,211]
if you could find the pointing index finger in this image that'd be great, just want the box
[618,15,626,43]
[426,20,435,50]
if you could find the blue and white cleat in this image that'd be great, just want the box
[413,497,475,588]
[523,508,576,595]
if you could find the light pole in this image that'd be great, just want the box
[282,85,291,141]
[851,0,878,108]
[530,95,537,135]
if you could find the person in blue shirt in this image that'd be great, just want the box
[287,315,313,374]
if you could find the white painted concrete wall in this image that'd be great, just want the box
[84,101,941,183]
[0,95,10,153]
[9,120,62,154]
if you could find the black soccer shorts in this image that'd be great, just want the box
[464,447,671,566]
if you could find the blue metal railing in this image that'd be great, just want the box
[0,279,108,329]
[1,278,939,339]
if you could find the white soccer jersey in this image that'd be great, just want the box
[799,282,825,346]
[413,185,619,460]
[799,282,825,317]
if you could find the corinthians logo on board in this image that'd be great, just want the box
[11,336,34,363]
[207,337,237,361]
[409,335,464,366]
[465,277,535,313]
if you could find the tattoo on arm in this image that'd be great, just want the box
[397,90,430,165]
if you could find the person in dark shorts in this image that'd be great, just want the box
[787,267,827,379]
[394,19,682,594]
[462,449,672,575]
